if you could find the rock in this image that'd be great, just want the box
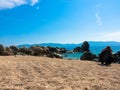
[81,41,89,52]
[113,51,120,64]
[80,51,97,60]
[47,46,67,54]
[0,44,5,55]
[57,48,67,53]
[5,47,14,56]
[73,46,82,52]
[47,53,63,59]
[73,41,90,52]
[47,46,57,53]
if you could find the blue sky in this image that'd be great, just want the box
[0,0,120,46]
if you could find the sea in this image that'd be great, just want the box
[62,46,120,60]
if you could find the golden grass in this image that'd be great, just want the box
[0,56,119,90]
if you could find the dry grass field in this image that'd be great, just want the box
[0,56,119,90]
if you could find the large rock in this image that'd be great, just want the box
[10,46,19,55]
[5,47,14,56]
[81,41,89,51]
[56,47,67,53]
[73,46,82,52]
[80,51,97,60]
[113,51,120,64]
[47,46,57,53]
[47,46,67,54]
[47,53,63,59]
[0,44,5,55]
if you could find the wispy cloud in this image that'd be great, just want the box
[31,0,39,6]
[0,0,39,10]
[95,12,102,26]
[95,3,102,26]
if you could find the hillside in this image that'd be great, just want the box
[0,56,119,90]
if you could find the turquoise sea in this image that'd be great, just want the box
[62,46,120,60]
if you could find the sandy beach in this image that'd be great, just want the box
[0,56,119,90]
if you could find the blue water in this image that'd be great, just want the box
[62,52,83,60]
[62,46,120,60]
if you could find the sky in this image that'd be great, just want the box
[0,0,120,46]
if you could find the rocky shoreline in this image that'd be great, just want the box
[0,41,120,63]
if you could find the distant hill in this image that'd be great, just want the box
[18,41,120,50]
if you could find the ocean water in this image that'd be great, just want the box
[62,46,120,60]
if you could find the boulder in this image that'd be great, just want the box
[81,41,89,51]
[73,46,82,52]
[113,51,120,64]
[0,44,5,55]
[5,47,14,55]
[80,51,97,60]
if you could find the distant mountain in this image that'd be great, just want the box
[18,41,120,50]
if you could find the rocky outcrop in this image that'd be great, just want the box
[73,41,90,52]
[0,44,66,59]
[81,41,89,51]
[73,47,82,52]
[80,51,97,60]
[0,44,5,55]
[18,46,65,58]
[47,46,67,54]
[113,51,120,64]
[10,46,19,55]
[0,45,14,56]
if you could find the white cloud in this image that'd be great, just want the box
[95,3,103,26]
[95,12,102,26]
[0,0,39,10]
[31,0,39,6]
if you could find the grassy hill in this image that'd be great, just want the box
[0,56,119,90]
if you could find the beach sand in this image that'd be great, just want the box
[0,56,119,90]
